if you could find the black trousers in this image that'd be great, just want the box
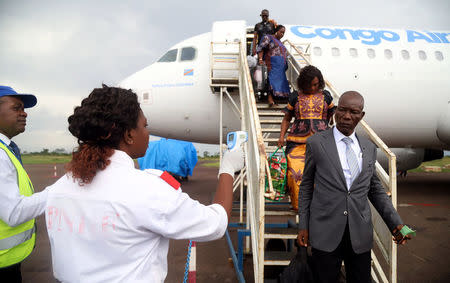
[0,262,22,283]
[311,225,371,283]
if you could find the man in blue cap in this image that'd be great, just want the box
[0,86,49,282]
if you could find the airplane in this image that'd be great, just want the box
[119,21,450,172]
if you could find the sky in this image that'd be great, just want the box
[1,0,449,153]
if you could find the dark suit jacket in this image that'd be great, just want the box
[298,128,403,253]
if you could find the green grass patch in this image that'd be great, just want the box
[201,161,220,168]
[198,156,219,161]
[22,154,71,164]
[408,156,450,173]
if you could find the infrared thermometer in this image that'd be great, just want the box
[227,131,248,151]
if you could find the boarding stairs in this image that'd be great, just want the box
[210,21,398,283]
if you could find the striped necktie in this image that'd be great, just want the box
[342,137,360,186]
[9,141,22,164]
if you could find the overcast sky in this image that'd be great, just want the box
[1,0,449,153]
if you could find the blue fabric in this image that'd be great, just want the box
[137,139,198,177]
[269,56,290,97]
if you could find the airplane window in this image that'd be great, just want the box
[384,49,393,60]
[435,51,444,61]
[332,47,340,57]
[157,49,178,62]
[349,48,358,58]
[313,46,322,56]
[418,50,427,60]
[367,48,376,59]
[401,50,410,60]
[181,47,197,61]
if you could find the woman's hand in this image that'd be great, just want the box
[277,136,285,148]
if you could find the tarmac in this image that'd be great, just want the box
[20,162,450,282]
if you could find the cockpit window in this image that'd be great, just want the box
[157,49,178,62]
[180,47,197,61]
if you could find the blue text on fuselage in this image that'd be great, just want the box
[290,26,450,45]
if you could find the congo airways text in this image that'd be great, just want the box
[290,26,450,45]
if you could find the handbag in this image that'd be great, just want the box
[254,64,262,85]
[278,246,314,283]
[265,147,287,201]
[254,64,268,93]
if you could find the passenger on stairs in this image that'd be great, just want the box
[277,66,336,210]
[251,9,276,56]
[257,25,290,107]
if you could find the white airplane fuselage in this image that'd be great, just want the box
[120,22,450,170]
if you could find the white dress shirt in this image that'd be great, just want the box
[46,150,228,283]
[0,133,48,227]
[333,127,363,190]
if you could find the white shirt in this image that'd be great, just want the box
[333,127,363,190]
[45,150,227,283]
[0,133,48,227]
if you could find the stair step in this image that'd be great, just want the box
[231,210,296,217]
[258,112,285,117]
[264,146,280,154]
[265,210,297,216]
[260,119,283,124]
[265,227,298,239]
[264,203,296,215]
[265,211,296,217]
[261,128,281,133]
[257,104,286,110]
[264,250,297,266]
[263,138,279,143]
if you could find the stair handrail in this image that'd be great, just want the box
[238,39,271,283]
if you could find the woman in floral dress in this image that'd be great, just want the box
[277,66,336,210]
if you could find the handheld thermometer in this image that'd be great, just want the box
[227,131,248,151]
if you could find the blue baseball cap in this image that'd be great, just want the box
[0,86,37,108]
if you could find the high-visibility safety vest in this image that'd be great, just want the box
[0,142,36,268]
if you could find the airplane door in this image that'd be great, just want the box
[211,21,247,80]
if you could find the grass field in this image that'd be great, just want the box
[201,161,220,168]
[22,154,71,164]
[198,157,450,172]
[409,156,450,173]
[198,156,220,168]
[20,154,450,172]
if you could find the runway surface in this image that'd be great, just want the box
[20,163,449,282]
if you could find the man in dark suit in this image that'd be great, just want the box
[297,91,410,282]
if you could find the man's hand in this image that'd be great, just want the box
[297,229,309,247]
[392,224,411,245]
